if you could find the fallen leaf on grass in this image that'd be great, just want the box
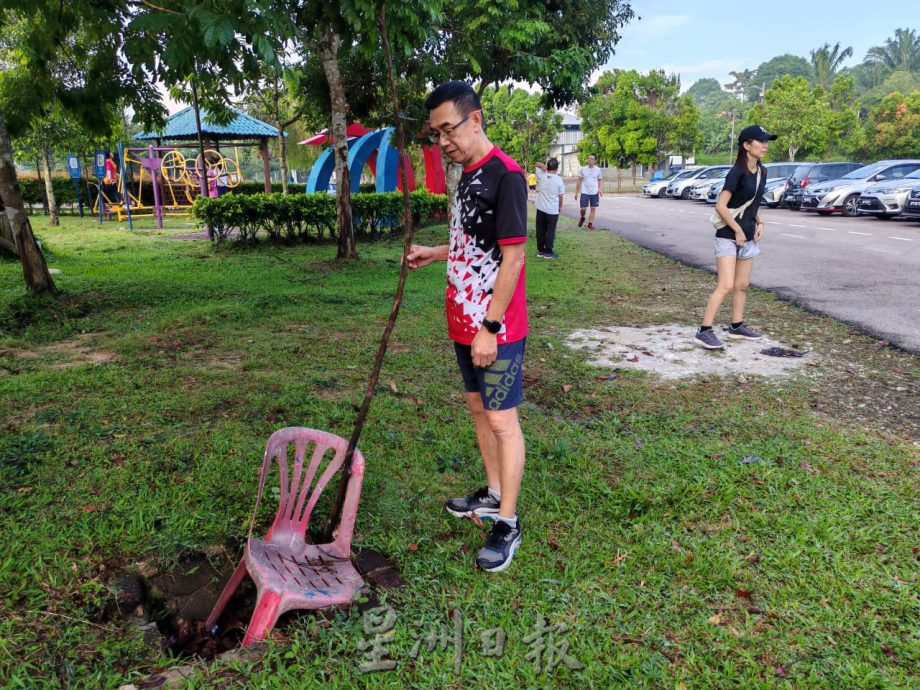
[79,505,99,513]
[595,373,618,381]
[626,355,639,363]
[708,614,723,625]
[799,461,818,474]
[548,536,560,551]
[407,543,418,552]
[387,380,399,394]
[470,514,485,529]
[611,550,630,565]
[774,664,788,678]
[881,644,899,662]
[562,384,572,393]
[735,588,754,599]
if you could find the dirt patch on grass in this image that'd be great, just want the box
[566,325,808,380]
[0,333,117,371]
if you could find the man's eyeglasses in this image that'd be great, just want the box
[427,111,478,144]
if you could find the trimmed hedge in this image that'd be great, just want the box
[192,191,448,243]
[18,176,271,210]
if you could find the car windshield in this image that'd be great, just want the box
[674,170,697,180]
[699,168,726,178]
[841,162,890,179]
[904,169,920,179]
[790,165,811,180]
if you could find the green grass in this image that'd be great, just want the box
[1,213,918,689]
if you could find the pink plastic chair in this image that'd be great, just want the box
[206,427,367,646]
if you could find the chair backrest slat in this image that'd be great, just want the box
[298,446,345,528]
[292,442,329,525]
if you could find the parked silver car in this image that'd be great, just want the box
[688,169,729,200]
[666,166,730,199]
[642,170,687,197]
[759,163,800,207]
[705,180,724,203]
[703,162,797,205]
[801,160,920,216]
[856,168,920,218]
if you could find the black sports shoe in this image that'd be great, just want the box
[445,487,500,519]
[725,323,762,340]
[543,251,559,259]
[476,519,522,572]
[694,327,725,350]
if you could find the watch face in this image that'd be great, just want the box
[484,319,501,334]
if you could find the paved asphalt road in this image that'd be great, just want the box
[559,195,920,353]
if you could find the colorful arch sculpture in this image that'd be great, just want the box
[376,128,416,193]
[305,127,431,195]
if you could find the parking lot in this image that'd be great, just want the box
[562,195,920,352]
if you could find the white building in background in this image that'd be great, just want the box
[548,112,584,177]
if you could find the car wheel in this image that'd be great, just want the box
[680,188,691,199]
[842,194,860,217]
[657,188,666,198]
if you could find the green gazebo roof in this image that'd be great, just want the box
[136,106,278,141]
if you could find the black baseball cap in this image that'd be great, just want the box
[738,125,777,144]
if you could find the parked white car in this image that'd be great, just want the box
[643,169,693,197]
[801,160,920,216]
[703,162,798,205]
[856,168,920,218]
[688,169,729,200]
[666,166,730,199]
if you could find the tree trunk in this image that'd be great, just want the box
[324,4,420,539]
[36,158,48,214]
[788,144,798,162]
[273,84,290,195]
[40,148,59,226]
[0,114,59,294]
[318,31,356,260]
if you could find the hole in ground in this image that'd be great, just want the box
[122,545,404,663]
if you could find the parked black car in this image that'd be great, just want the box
[903,185,920,220]
[782,162,862,210]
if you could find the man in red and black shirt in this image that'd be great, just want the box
[407,81,528,573]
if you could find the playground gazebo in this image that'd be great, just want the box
[136,106,279,192]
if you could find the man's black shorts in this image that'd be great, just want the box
[454,338,526,411]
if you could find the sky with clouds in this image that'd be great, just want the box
[602,0,920,90]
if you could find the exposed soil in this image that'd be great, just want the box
[566,324,808,380]
[106,543,404,686]
[565,323,920,442]
[0,333,117,372]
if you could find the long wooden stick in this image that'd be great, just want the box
[323,3,418,542]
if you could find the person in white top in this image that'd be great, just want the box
[534,158,565,258]
[574,154,603,229]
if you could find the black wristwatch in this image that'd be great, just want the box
[481,318,502,334]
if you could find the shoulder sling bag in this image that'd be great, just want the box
[710,167,761,230]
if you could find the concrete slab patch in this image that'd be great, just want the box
[566,324,809,379]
